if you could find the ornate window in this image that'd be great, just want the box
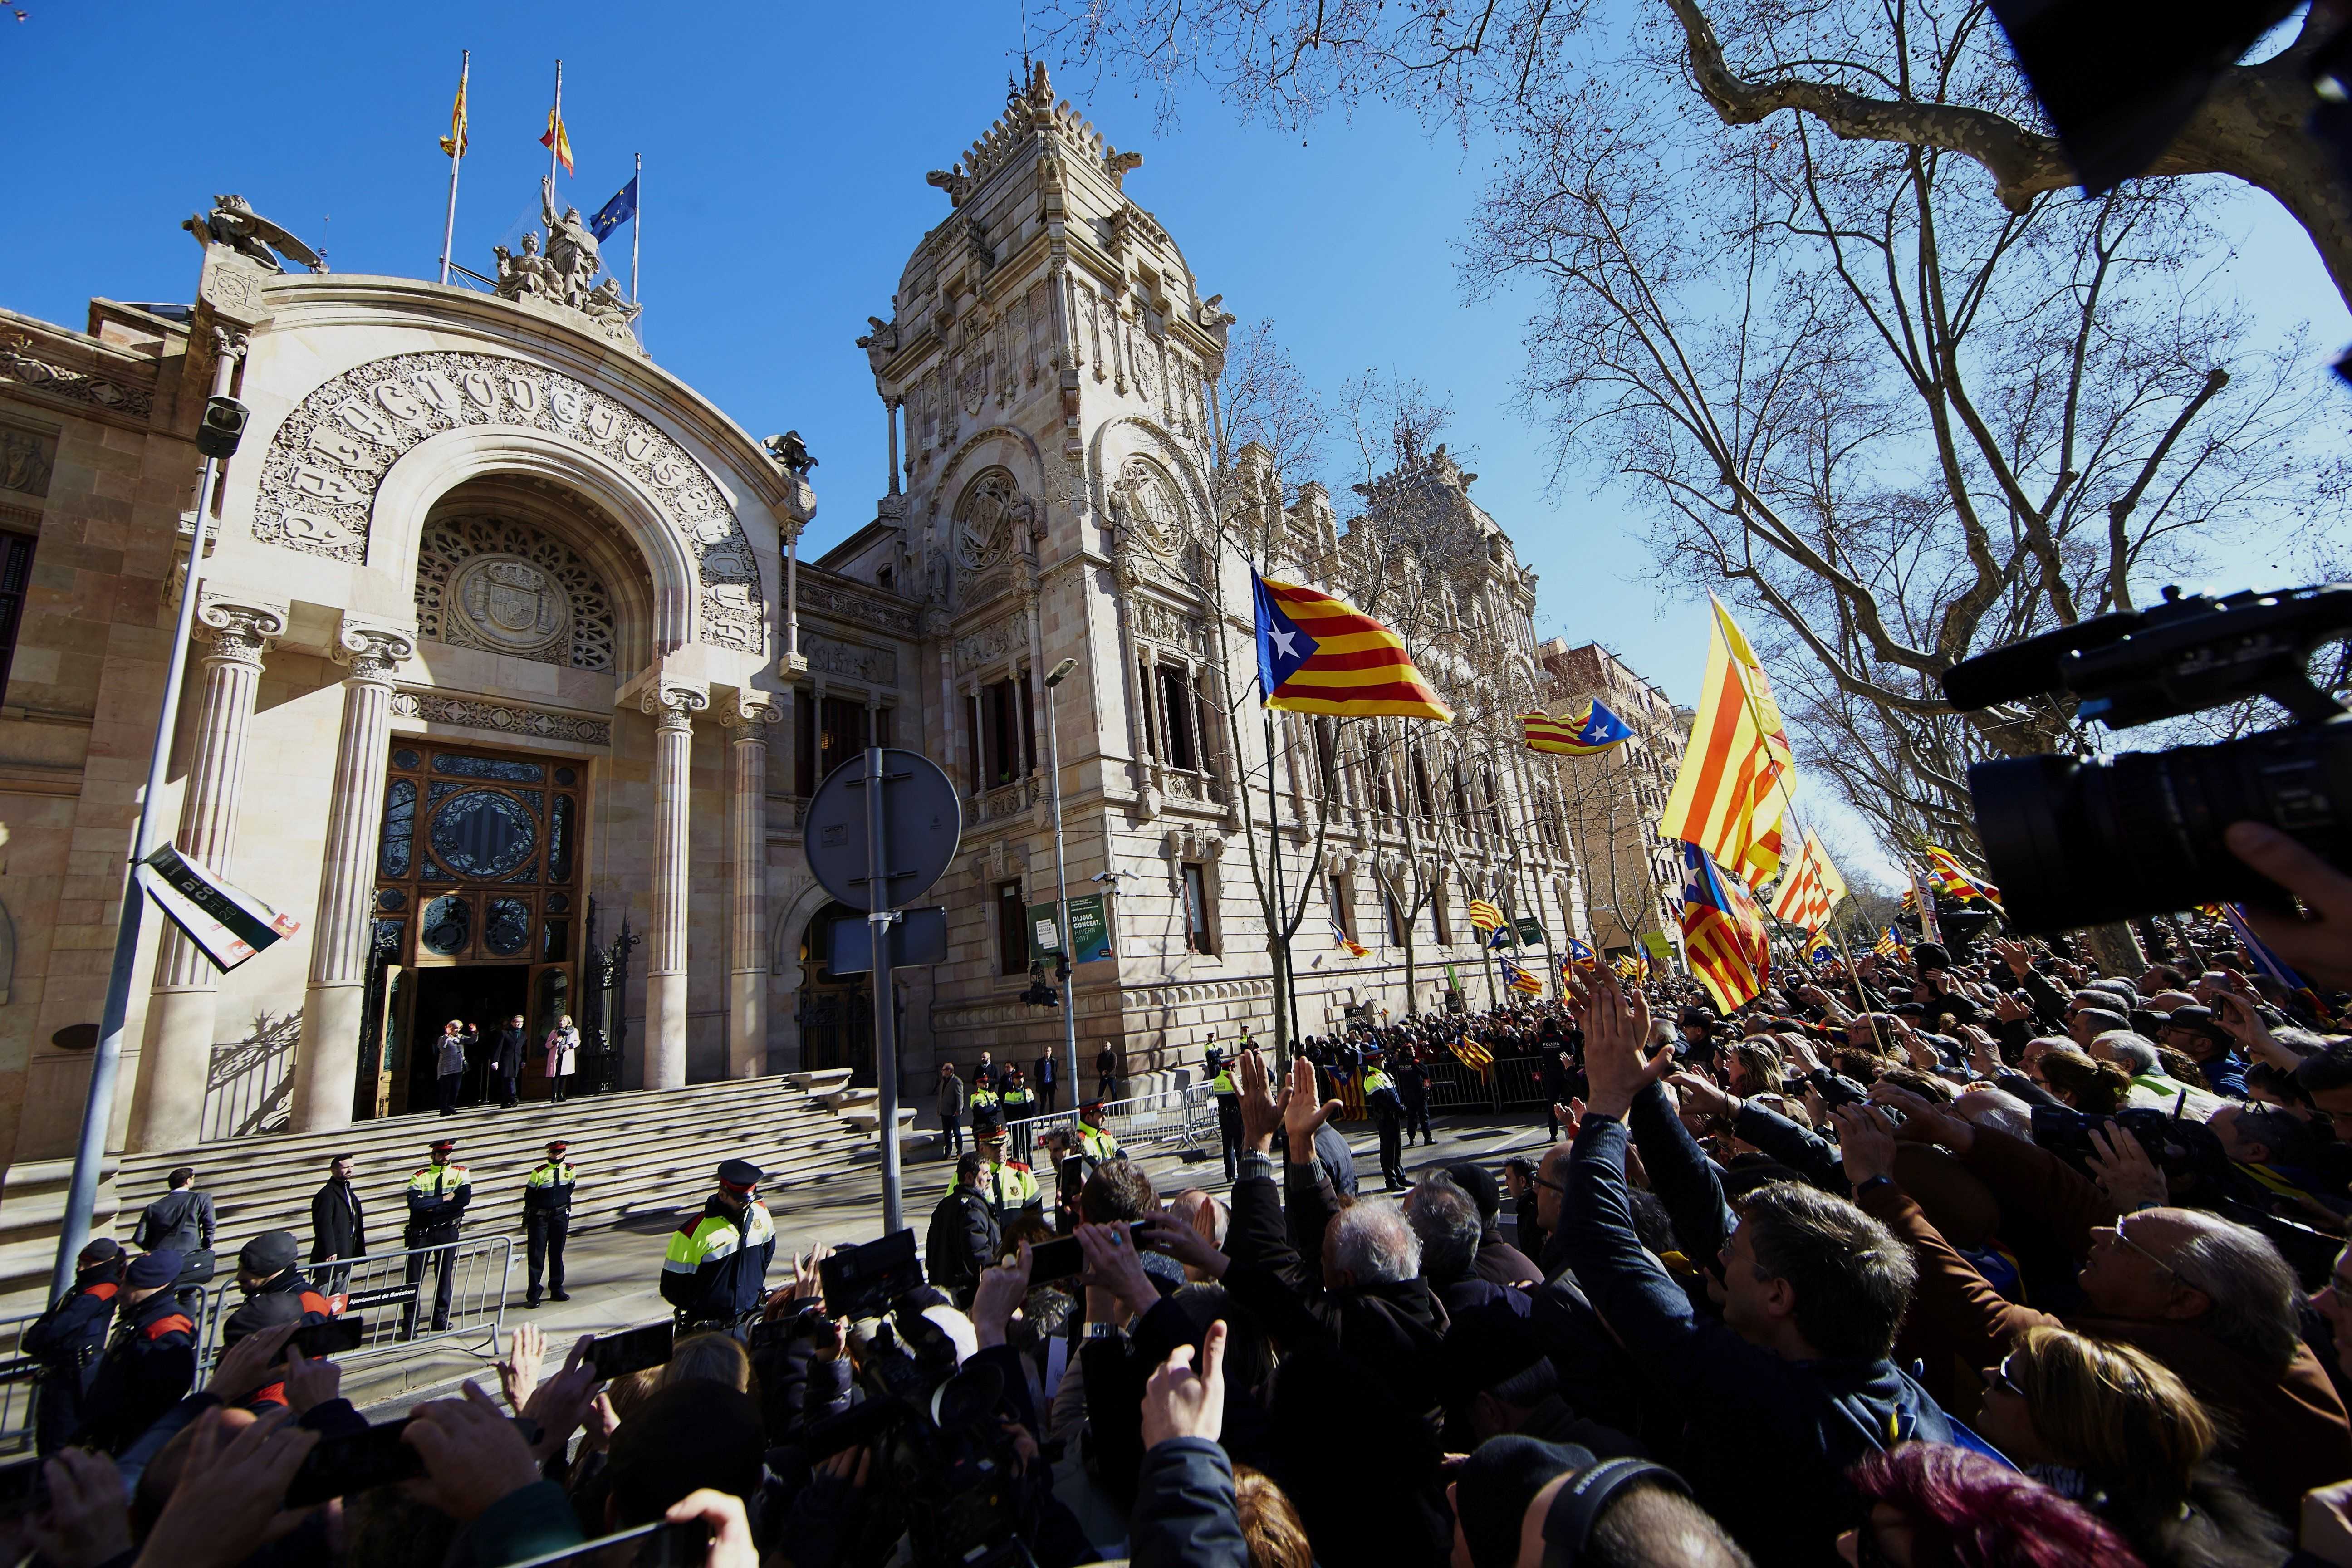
[374,742,584,977]
[414,514,616,671]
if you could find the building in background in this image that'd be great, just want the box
[1538,638,1688,966]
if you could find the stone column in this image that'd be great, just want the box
[643,686,707,1090]
[290,620,415,1132]
[886,400,902,497]
[128,596,286,1152]
[720,694,779,1079]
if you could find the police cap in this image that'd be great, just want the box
[716,1158,763,1190]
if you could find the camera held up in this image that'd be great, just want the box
[1942,583,2352,932]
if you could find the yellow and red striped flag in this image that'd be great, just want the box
[541,107,575,176]
[1522,699,1635,757]
[1447,1034,1494,1076]
[439,54,470,158]
[1677,841,1770,1014]
[1254,576,1453,721]
[1466,899,1505,936]
[1922,845,2002,909]
[1659,598,1794,890]
[1502,958,1545,996]
[1331,920,1369,959]
[1769,829,1848,934]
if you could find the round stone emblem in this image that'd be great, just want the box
[449,554,573,661]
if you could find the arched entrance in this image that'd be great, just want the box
[794,903,874,1083]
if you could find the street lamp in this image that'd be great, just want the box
[1042,657,1083,1122]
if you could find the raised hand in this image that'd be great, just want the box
[518,1337,598,1465]
[1666,1072,1738,1123]
[1137,1209,1230,1280]
[1867,1081,1974,1151]
[1279,1056,1343,1159]
[131,1407,317,1568]
[1076,1222,1159,1322]
[403,1382,542,1522]
[1140,1320,1228,1450]
[1579,969,1668,1119]
[970,1241,1034,1349]
[497,1321,546,1412]
[2086,1122,2167,1211]
[1829,1103,1900,1187]
[1235,1048,1282,1154]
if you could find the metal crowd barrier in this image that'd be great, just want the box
[0,1310,44,1457]
[997,1082,1216,1156]
[194,1235,515,1369]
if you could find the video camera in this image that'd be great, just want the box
[1943,583,2352,931]
[777,1231,1043,1568]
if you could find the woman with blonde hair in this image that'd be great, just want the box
[1974,1325,2286,1568]
[2034,1046,2134,1116]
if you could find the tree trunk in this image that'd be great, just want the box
[2078,920,2146,979]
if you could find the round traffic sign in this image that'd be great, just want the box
[802,748,962,911]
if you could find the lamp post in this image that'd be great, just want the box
[1042,657,1083,1123]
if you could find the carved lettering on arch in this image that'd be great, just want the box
[250,350,766,657]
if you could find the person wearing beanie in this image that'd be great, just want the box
[221,1229,333,1380]
[23,1236,123,1453]
[1447,1436,1589,1568]
[74,1248,196,1453]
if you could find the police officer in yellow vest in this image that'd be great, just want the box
[1000,1069,1037,1161]
[403,1138,471,1337]
[973,1126,1043,1224]
[1208,1045,1243,1183]
[522,1140,575,1309]
[1364,1055,1406,1192]
[969,1081,1003,1140]
[1077,1101,1122,1165]
[661,1158,776,1332]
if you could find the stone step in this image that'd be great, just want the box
[0,1078,885,1313]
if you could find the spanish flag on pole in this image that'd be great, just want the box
[1659,597,1794,890]
[1253,576,1451,721]
[542,107,575,175]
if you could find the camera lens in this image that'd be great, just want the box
[1968,718,2352,931]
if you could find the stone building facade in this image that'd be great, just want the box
[1537,638,1690,964]
[0,67,1588,1185]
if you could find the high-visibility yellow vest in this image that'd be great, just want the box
[1003,1087,1034,1109]
[1210,1069,1236,1094]
[662,1200,775,1275]
[1078,1125,1121,1163]
[979,1160,1040,1214]
[407,1164,470,1201]
[525,1161,576,1191]
[1363,1068,1396,1096]
[971,1088,1000,1109]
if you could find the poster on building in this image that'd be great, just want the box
[1028,893,1114,963]
[138,842,301,972]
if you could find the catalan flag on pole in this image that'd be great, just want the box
[1331,920,1369,960]
[1873,926,1906,960]
[1922,845,2002,909]
[1254,576,1453,721]
[1502,958,1545,996]
[438,54,470,157]
[1769,829,1848,934]
[1522,699,1635,757]
[1466,899,1505,936]
[1659,598,1794,890]
[1447,1033,1494,1077]
[1563,937,1597,973]
[1678,841,1770,1014]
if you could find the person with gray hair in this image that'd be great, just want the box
[1402,1176,1498,1314]
[2091,1031,2161,1078]
[1858,1083,2352,1524]
[1948,1086,2035,1142]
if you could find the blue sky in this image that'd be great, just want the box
[9,2,2344,885]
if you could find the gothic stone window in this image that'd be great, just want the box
[414,514,617,671]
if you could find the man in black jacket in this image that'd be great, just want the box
[309,1152,365,1293]
[923,1153,1000,1307]
[490,1014,528,1107]
[131,1167,214,1257]
[24,1238,122,1453]
[1561,970,1950,1568]
[220,1230,333,1368]
[74,1249,196,1454]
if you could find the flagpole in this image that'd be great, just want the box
[630,152,642,302]
[438,49,468,286]
[549,59,564,187]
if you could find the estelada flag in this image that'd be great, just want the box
[1678,840,1770,1014]
[1769,829,1848,933]
[1503,959,1544,996]
[541,108,575,175]
[1659,597,1794,889]
[1523,698,1635,756]
[1331,920,1369,960]
[1254,575,1452,721]
[1447,1034,1494,1075]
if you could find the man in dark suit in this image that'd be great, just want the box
[309,1152,365,1293]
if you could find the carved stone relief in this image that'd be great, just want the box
[1111,457,1183,558]
[1129,595,1204,652]
[951,467,1034,573]
[0,336,154,418]
[951,613,1022,676]
[414,514,615,670]
[0,426,55,497]
[802,633,898,686]
[248,351,764,655]
[389,688,612,746]
[799,574,920,637]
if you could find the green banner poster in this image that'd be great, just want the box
[1028,892,1113,963]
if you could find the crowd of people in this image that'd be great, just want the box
[14,875,2352,1568]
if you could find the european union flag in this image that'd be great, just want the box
[589,176,637,242]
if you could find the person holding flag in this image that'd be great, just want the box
[1659,597,1796,888]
